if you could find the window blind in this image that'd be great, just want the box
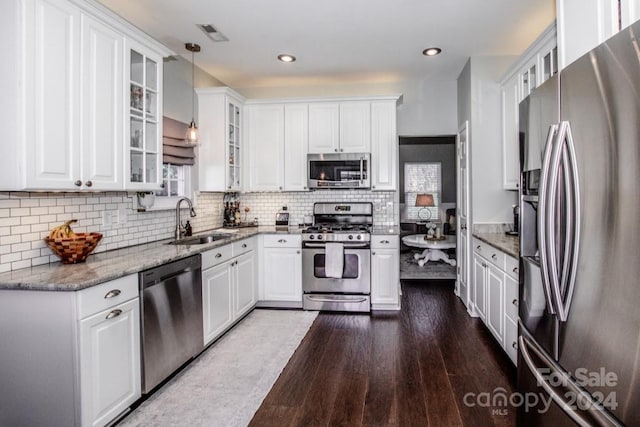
[162,116,195,166]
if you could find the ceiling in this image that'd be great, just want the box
[98,0,555,89]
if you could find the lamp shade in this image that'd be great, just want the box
[415,193,435,207]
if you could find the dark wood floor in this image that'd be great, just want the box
[249,280,517,427]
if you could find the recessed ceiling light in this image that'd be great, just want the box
[422,47,442,56]
[277,54,296,63]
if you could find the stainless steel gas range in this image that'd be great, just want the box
[302,202,372,312]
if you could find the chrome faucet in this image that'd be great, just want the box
[175,197,197,239]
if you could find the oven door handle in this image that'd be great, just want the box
[303,242,370,248]
[306,295,369,304]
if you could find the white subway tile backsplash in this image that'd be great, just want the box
[0,191,225,273]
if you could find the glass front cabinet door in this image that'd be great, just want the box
[126,43,162,190]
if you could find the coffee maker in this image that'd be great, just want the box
[506,204,519,236]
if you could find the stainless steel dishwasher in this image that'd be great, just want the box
[139,254,203,393]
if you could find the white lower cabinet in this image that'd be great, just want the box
[0,273,141,427]
[202,238,258,346]
[472,238,519,365]
[371,235,400,310]
[259,234,302,307]
[79,298,141,427]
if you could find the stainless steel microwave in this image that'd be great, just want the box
[307,153,370,189]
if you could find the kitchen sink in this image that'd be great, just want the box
[168,233,232,245]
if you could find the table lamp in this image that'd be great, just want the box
[415,193,434,221]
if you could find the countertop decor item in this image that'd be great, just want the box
[45,220,103,264]
[137,191,155,211]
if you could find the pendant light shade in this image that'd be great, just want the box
[185,42,201,145]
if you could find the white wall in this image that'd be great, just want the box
[235,77,458,137]
[457,56,518,225]
[163,57,225,123]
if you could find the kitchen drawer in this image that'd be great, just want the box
[77,274,138,319]
[202,244,234,270]
[504,316,518,365]
[262,234,301,248]
[474,239,505,270]
[505,255,519,280]
[504,273,519,322]
[371,235,399,249]
[233,236,257,256]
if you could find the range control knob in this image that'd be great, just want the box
[348,235,354,240]
[357,235,362,240]
[317,234,323,240]
[309,235,315,240]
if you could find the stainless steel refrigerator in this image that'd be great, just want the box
[517,21,640,426]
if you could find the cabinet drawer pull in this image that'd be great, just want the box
[513,267,519,274]
[491,254,497,260]
[242,243,247,248]
[512,299,519,307]
[104,289,121,299]
[476,245,481,250]
[215,253,222,258]
[278,239,287,243]
[512,341,518,350]
[380,240,389,244]
[105,309,122,320]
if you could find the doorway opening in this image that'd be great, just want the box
[398,136,457,280]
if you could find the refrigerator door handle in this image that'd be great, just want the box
[519,334,622,427]
[538,124,559,315]
[555,121,581,322]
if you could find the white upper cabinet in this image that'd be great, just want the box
[370,100,398,191]
[339,101,371,153]
[500,24,556,190]
[556,0,640,70]
[0,0,171,191]
[308,103,340,153]
[245,104,285,191]
[308,101,371,154]
[197,87,245,192]
[283,104,309,191]
[82,15,124,191]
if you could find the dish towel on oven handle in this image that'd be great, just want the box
[325,242,344,279]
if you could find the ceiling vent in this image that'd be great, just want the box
[198,24,229,42]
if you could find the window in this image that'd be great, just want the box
[143,163,192,210]
[157,163,187,197]
[404,162,441,221]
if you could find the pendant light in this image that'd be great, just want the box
[185,42,201,144]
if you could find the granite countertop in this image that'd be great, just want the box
[472,232,519,259]
[0,226,305,292]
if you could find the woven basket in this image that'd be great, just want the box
[44,232,103,264]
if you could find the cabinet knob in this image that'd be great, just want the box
[512,299,519,307]
[85,180,93,188]
[372,185,376,189]
[228,185,232,189]
[160,182,165,188]
[104,289,121,299]
[74,180,82,187]
[279,186,283,190]
[242,243,247,248]
[372,251,376,255]
[513,267,519,274]
[461,224,467,230]
[340,148,344,152]
[476,245,481,250]
[491,254,497,260]
[296,250,300,254]
[215,253,222,258]
[334,149,338,152]
[512,341,518,350]
[105,309,123,320]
